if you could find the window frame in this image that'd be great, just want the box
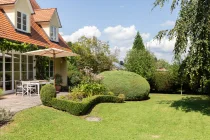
[50,26,58,42]
[16,11,28,33]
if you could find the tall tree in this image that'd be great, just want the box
[133,31,145,50]
[68,36,117,73]
[125,49,156,80]
[153,0,210,91]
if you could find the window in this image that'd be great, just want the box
[17,11,27,32]
[50,26,58,41]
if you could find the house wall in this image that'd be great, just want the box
[3,6,16,27]
[55,58,68,86]
[3,0,32,33]
[41,23,50,38]
[15,0,32,33]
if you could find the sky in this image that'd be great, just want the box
[37,0,179,62]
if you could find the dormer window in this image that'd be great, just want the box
[17,11,28,32]
[50,26,58,42]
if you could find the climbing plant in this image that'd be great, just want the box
[0,38,39,52]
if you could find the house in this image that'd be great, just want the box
[0,0,71,94]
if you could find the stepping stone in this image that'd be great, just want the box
[85,116,101,122]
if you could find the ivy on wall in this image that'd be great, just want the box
[0,38,39,52]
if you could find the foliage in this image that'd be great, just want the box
[153,0,210,90]
[125,49,156,80]
[100,71,150,101]
[118,94,126,100]
[0,108,12,126]
[35,56,51,80]
[204,80,210,95]
[133,31,145,50]
[0,88,3,96]
[0,39,38,52]
[65,83,107,101]
[51,95,124,116]
[55,74,63,86]
[155,59,171,69]
[67,62,83,87]
[151,72,173,92]
[40,84,56,106]
[67,36,117,74]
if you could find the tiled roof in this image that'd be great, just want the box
[30,0,40,10]
[0,0,71,52]
[0,0,15,5]
[33,8,56,22]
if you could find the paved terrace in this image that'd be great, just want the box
[0,92,68,113]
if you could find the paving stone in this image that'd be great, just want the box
[0,92,68,113]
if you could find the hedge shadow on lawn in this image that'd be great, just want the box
[158,97,210,116]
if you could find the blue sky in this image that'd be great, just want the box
[37,0,179,62]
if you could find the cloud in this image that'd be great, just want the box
[141,33,150,40]
[103,25,151,61]
[120,5,125,8]
[146,37,176,62]
[161,20,175,27]
[104,25,137,40]
[62,26,101,43]
[147,37,175,52]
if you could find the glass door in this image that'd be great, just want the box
[0,52,3,90]
[5,53,12,91]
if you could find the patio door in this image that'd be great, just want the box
[0,51,36,94]
[0,52,3,90]
[5,52,13,92]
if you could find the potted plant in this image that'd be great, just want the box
[55,74,63,92]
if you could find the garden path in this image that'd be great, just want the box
[0,92,68,113]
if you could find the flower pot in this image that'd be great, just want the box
[55,85,61,92]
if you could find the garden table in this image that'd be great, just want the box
[29,80,54,95]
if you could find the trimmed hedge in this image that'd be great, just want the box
[51,95,124,116]
[100,71,150,101]
[40,84,56,106]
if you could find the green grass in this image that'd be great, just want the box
[1,94,210,140]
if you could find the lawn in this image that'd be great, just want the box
[1,94,210,140]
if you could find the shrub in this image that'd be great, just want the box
[55,74,63,86]
[68,83,108,101]
[51,95,124,116]
[204,80,210,95]
[0,88,3,96]
[68,70,83,87]
[40,84,56,106]
[151,71,173,92]
[100,71,150,101]
[0,108,13,126]
[118,94,126,100]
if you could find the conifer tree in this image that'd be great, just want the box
[133,31,145,50]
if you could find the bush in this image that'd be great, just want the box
[0,108,12,126]
[204,80,210,95]
[151,72,173,92]
[40,84,56,106]
[51,95,124,116]
[68,70,83,87]
[100,71,150,101]
[67,83,108,101]
[0,88,3,96]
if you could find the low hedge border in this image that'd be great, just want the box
[51,95,124,116]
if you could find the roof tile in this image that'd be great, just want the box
[33,8,56,22]
[0,0,71,52]
[0,0,16,5]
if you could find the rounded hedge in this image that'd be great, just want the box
[40,84,56,106]
[100,71,150,101]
